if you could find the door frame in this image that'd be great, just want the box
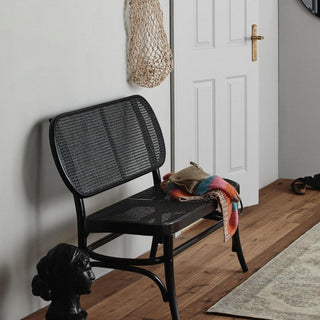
[169,0,176,173]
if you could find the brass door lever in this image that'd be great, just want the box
[251,24,264,61]
[252,35,264,40]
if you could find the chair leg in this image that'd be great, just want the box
[163,235,180,320]
[232,227,248,272]
[150,236,159,258]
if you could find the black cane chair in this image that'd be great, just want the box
[49,95,247,320]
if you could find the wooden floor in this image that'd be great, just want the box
[24,179,320,320]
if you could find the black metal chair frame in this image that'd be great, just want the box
[49,95,248,320]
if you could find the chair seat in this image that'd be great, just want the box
[86,184,216,236]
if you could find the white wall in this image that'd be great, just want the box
[259,0,279,188]
[279,0,320,178]
[0,0,278,318]
[0,1,171,319]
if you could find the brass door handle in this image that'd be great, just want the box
[251,24,264,61]
[251,36,264,41]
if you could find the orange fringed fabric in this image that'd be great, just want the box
[161,173,241,241]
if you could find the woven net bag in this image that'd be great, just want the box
[128,0,173,88]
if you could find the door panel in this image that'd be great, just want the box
[174,0,259,205]
[194,79,215,170]
[227,75,247,173]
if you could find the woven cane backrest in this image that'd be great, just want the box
[49,96,166,198]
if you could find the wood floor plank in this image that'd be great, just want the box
[23,179,320,320]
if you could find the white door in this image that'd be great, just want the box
[173,0,259,206]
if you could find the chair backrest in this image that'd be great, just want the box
[49,95,166,198]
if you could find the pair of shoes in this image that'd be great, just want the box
[291,174,320,195]
[291,178,306,195]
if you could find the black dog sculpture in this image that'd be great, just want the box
[32,243,95,320]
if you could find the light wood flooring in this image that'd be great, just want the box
[24,179,320,320]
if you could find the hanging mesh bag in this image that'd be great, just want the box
[128,0,174,88]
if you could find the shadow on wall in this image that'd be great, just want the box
[124,0,131,83]
[23,119,65,207]
[124,0,142,89]
[0,266,10,320]
[23,119,76,252]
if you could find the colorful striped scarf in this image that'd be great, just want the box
[161,173,241,241]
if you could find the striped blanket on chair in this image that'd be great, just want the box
[161,163,241,241]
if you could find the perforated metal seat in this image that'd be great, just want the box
[49,95,247,320]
